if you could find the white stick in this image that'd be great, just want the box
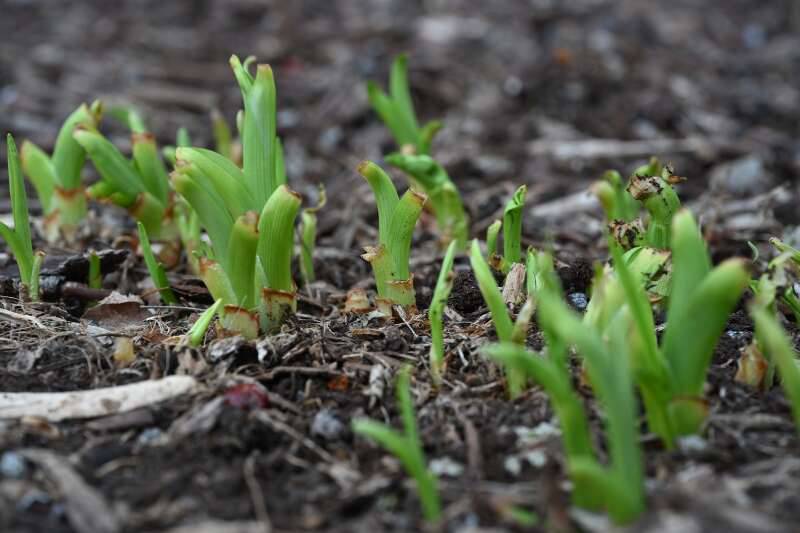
[0,376,200,421]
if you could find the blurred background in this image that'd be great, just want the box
[1,0,799,237]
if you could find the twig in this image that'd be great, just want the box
[243,453,273,533]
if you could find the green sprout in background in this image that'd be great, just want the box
[352,366,441,523]
[358,160,426,314]
[21,101,102,242]
[486,184,528,273]
[1,134,44,301]
[299,185,326,287]
[368,54,469,249]
[77,108,177,249]
[428,240,458,384]
[137,222,178,305]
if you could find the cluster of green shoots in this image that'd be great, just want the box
[368,54,469,249]
[21,102,102,242]
[171,56,301,338]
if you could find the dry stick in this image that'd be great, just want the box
[243,453,273,533]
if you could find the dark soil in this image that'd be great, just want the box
[2,1,800,532]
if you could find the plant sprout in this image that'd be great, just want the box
[358,160,426,313]
[137,222,178,305]
[611,210,748,446]
[491,250,645,524]
[352,366,441,523]
[750,305,800,432]
[299,185,326,286]
[428,240,458,384]
[88,250,102,290]
[367,54,441,156]
[482,185,527,273]
[368,54,468,249]
[76,108,178,254]
[173,55,301,337]
[20,101,102,242]
[1,134,44,301]
[187,299,223,347]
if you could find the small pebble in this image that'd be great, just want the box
[137,427,165,446]
[568,292,588,311]
[0,452,27,478]
[429,457,464,477]
[311,410,345,441]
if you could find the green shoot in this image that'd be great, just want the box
[211,109,234,162]
[502,185,527,271]
[593,160,682,251]
[384,153,469,249]
[750,306,800,432]
[368,54,468,249]
[429,241,458,384]
[137,222,178,305]
[366,54,441,156]
[612,210,748,445]
[358,161,426,311]
[20,101,102,242]
[88,250,102,289]
[0,134,42,300]
[299,185,326,286]
[188,299,223,347]
[469,239,513,342]
[77,110,177,244]
[490,249,645,523]
[352,367,441,523]
[173,56,301,337]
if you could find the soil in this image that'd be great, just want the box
[2,1,800,532]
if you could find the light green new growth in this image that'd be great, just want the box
[502,185,527,270]
[469,239,513,342]
[384,153,469,249]
[612,210,748,446]
[496,249,644,523]
[88,251,102,289]
[188,299,223,347]
[137,222,178,305]
[352,367,441,522]
[592,170,639,223]
[429,241,458,384]
[173,56,301,337]
[368,54,468,249]
[358,161,426,309]
[1,134,43,300]
[20,101,102,242]
[750,306,800,432]
[76,110,175,242]
[366,54,441,156]
[299,185,326,286]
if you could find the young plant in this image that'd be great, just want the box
[88,250,102,290]
[352,366,441,523]
[299,185,326,286]
[358,161,426,313]
[368,55,469,249]
[428,240,458,384]
[367,54,441,156]
[611,210,748,446]
[749,305,800,432]
[469,239,535,397]
[76,108,179,259]
[187,299,223,347]
[172,56,300,337]
[20,101,102,242]
[487,185,528,273]
[1,134,43,300]
[593,159,682,251]
[137,222,178,305]
[499,251,644,523]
